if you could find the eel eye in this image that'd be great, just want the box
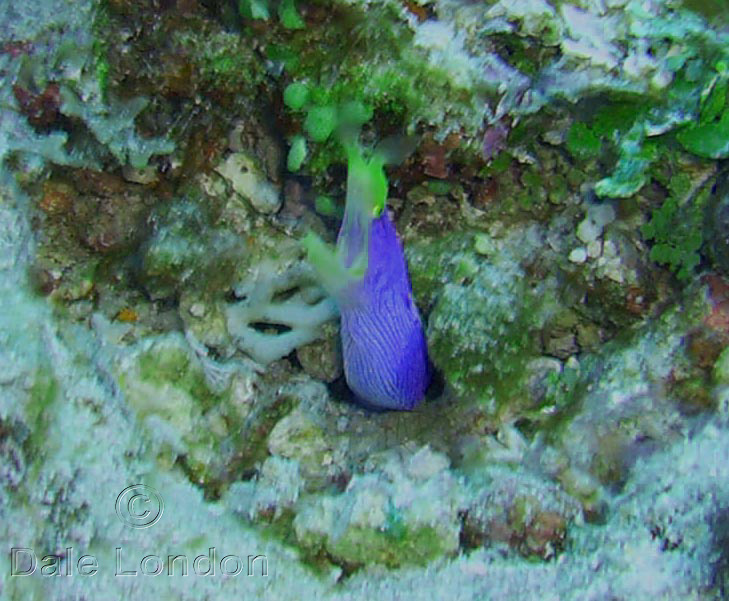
[373,205,383,217]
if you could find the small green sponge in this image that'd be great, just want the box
[304,106,337,142]
[283,82,310,111]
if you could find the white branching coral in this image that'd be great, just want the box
[225,258,338,365]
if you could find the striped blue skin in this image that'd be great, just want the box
[302,144,430,410]
[338,212,430,410]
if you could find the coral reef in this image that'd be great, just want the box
[2,0,729,600]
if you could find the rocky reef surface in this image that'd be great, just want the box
[2,0,729,599]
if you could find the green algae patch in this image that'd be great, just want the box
[406,232,474,310]
[25,368,60,452]
[640,154,713,281]
[180,29,264,96]
[408,229,551,414]
[138,196,245,302]
[566,122,602,161]
[292,457,462,570]
[327,523,448,568]
[427,280,541,411]
[714,346,729,386]
[117,334,232,482]
[677,112,729,158]
[116,331,310,497]
[298,518,449,570]
[137,344,218,412]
